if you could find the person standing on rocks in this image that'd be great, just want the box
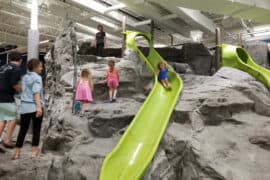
[0,51,22,150]
[13,59,44,160]
[75,69,94,115]
[95,24,106,57]
[106,60,119,102]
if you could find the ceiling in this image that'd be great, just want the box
[0,0,270,51]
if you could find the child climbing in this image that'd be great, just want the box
[158,61,172,89]
[75,69,94,114]
[106,60,119,102]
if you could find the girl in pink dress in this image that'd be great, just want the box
[106,60,119,102]
[75,69,94,113]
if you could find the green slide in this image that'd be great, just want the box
[99,31,183,180]
[221,44,270,89]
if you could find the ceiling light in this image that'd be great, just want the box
[71,0,105,13]
[76,32,95,41]
[75,23,98,34]
[103,3,126,14]
[30,0,38,30]
[154,43,167,48]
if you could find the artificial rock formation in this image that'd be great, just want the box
[0,23,269,180]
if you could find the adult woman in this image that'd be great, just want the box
[13,59,44,159]
[95,24,106,57]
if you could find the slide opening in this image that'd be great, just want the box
[236,48,249,64]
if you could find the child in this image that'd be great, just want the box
[158,61,171,89]
[106,60,119,102]
[13,59,44,160]
[75,69,94,113]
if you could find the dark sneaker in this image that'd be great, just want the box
[112,98,117,102]
[3,143,15,149]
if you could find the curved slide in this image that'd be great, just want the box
[221,44,270,89]
[99,31,183,180]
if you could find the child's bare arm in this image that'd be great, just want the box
[74,80,79,91]
[117,69,119,80]
[89,81,94,91]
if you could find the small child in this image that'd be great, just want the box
[106,60,119,102]
[158,61,171,89]
[75,69,94,113]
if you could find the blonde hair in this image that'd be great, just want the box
[158,61,166,70]
[81,69,94,90]
[108,60,115,71]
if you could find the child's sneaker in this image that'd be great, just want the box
[112,98,117,102]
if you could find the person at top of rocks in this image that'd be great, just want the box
[0,51,22,151]
[158,61,174,90]
[75,69,94,115]
[95,24,106,57]
[106,60,119,103]
[13,59,44,160]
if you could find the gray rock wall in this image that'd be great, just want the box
[79,42,214,75]
[243,41,270,68]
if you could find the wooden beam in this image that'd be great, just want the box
[122,16,127,58]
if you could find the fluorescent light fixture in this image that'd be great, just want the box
[154,43,167,48]
[76,23,98,34]
[30,0,38,30]
[103,3,126,14]
[71,0,105,13]
[39,40,50,44]
[253,25,270,31]
[134,19,152,27]
[76,32,95,41]
[254,31,270,37]
[91,16,119,30]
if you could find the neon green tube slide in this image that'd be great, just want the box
[221,44,270,89]
[99,31,183,180]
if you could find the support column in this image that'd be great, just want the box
[27,0,39,60]
[6,53,9,64]
[122,16,127,58]
[237,33,243,47]
[215,27,221,72]
[27,30,39,60]
[150,20,154,40]
[169,34,174,46]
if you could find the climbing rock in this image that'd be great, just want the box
[88,98,141,138]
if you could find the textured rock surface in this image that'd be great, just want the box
[1,23,270,180]
[243,41,270,68]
